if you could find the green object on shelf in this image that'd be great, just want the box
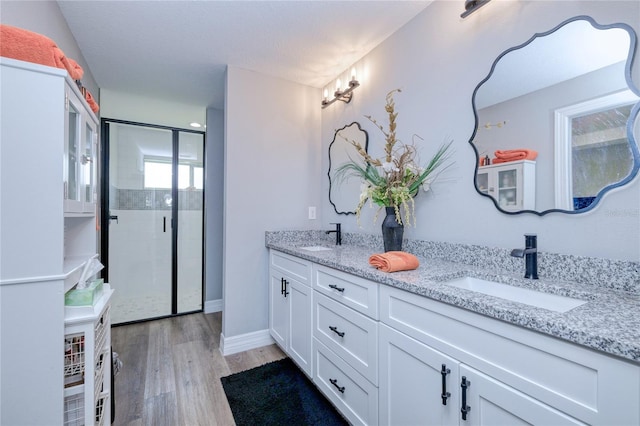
[65,278,104,306]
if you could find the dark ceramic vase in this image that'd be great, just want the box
[381,206,404,252]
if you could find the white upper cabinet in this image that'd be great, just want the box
[64,84,98,215]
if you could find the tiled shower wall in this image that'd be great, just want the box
[112,188,203,210]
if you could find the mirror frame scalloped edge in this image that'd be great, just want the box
[328,121,370,215]
[469,15,640,216]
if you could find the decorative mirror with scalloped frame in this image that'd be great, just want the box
[470,16,640,215]
[328,122,369,215]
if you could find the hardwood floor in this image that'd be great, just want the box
[111,312,286,426]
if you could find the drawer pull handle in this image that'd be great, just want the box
[328,284,345,292]
[281,278,289,297]
[329,378,345,393]
[329,326,345,338]
[441,364,451,405]
[461,376,471,420]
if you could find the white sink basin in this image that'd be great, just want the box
[299,246,333,252]
[444,277,587,313]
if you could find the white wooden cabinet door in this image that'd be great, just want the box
[269,271,288,349]
[379,324,460,426]
[288,278,312,377]
[459,364,584,426]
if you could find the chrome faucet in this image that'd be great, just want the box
[326,223,342,245]
[511,234,538,279]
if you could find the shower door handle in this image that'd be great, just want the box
[163,216,167,232]
[109,211,118,224]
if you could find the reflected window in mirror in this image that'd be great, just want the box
[470,15,640,215]
[328,122,369,215]
[555,90,639,210]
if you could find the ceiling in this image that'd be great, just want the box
[57,1,433,112]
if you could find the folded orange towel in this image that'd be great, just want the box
[369,251,420,273]
[84,90,100,113]
[1,24,84,80]
[494,149,538,161]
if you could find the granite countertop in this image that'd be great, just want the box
[266,233,640,364]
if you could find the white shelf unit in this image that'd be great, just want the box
[477,160,536,211]
[0,57,101,424]
[64,286,114,426]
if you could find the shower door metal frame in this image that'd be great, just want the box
[100,118,206,324]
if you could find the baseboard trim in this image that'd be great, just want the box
[219,329,274,356]
[204,299,223,313]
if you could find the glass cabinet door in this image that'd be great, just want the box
[64,92,82,213]
[82,120,97,213]
[65,85,98,215]
[477,171,489,195]
[497,169,518,208]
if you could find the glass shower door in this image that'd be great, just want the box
[107,123,174,323]
[105,120,204,324]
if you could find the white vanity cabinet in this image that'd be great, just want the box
[311,264,379,426]
[268,250,313,377]
[477,160,535,211]
[0,58,101,424]
[267,249,639,426]
[379,284,640,426]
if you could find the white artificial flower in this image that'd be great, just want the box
[359,183,370,202]
[422,177,433,192]
[382,161,395,173]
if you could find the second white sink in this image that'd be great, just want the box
[444,276,587,313]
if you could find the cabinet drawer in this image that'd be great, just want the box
[313,339,378,426]
[271,250,311,285]
[313,292,378,384]
[380,285,640,425]
[313,264,378,319]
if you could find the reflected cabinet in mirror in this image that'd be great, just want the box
[470,16,640,215]
[328,122,369,215]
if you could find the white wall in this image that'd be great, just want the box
[321,0,640,261]
[205,108,224,303]
[224,66,321,337]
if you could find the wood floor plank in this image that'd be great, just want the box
[112,322,150,424]
[111,312,285,426]
[142,392,178,426]
[144,320,178,398]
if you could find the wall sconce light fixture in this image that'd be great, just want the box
[482,120,507,130]
[322,68,360,108]
[461,0,491,18]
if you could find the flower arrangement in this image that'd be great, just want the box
[335,89,453,226]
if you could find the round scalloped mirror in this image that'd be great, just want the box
[470,16,640,215]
